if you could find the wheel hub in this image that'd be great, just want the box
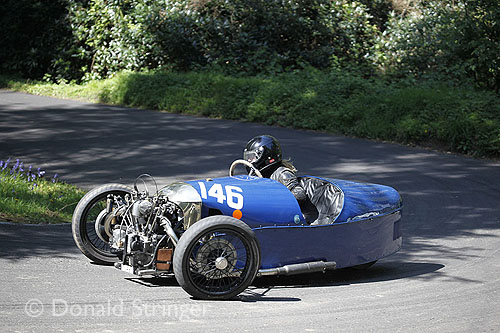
[195,238,237,276]
[215,256,229,270]
[95,209,116,243]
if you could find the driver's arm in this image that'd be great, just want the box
[273,168,307,202]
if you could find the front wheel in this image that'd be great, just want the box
[72,183,132,265]
[173,216,261,300]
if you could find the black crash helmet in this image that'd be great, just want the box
[243,135,282,172]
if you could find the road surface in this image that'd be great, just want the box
[1,90,499,332]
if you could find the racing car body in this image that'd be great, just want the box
[181,175,402,269]
[72,165,402,300]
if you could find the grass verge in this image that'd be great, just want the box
[0,158,85,223]
[2,69,499,157]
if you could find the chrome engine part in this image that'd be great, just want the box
[106,175,186,276]
[131,200,153,225]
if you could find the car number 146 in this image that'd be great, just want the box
[198,182,244,210]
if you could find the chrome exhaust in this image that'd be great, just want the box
[257,261,336,277]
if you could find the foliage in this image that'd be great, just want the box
[12,0,377,81]
[4,70,499,158]
[187,0,377,74]
[0,158,85,223]
[3,1,499,223]
[3,0,499,92]
[358,0,393,31]
[62,0,177,81]
[0,0,70,79]
[379,0,500,92]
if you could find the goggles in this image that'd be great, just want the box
[244,148,263,164]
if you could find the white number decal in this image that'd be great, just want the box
[198,182,207,199]
[198,182,244,209]
[208,183,226,203]
[226,185,243,210]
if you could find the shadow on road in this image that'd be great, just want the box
[252,262,445,290]
[1,91,500,289]
[0,223,79,261]
[119,261,444,302]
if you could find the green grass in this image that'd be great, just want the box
[1,69,498,222]
[0,161,85,224]
[2,70,499,157]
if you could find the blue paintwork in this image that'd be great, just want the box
[333,178,402,222]
[186,176,305,226]
[186,175,403,269]
[254,211,402,269]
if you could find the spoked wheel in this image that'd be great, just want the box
[173,216,261,300]
[72,184,132,265]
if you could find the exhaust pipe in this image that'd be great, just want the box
[257,261,336,277]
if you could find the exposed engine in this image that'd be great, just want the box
[96,175,185,276]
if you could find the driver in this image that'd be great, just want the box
[243,135,307,203]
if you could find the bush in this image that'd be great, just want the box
[189,0,377,74]
[2,0,499,93]
[49,0,378,81]
[0,0,70,79]
[379,0,500,92]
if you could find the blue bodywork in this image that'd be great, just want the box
[186,175,402,269]
[187,176,305,226]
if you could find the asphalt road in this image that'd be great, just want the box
[1,89,499,332]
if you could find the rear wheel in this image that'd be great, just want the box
[173,216,261,300]
[72,184,132,265]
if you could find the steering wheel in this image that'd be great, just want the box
[229,159,263,178]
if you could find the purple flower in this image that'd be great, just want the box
[13,159,20,171]
[52,173,59,183]
[2,158,11,170]
[25,166,33,181]
[36,167,46,178]
[0,161,3,169]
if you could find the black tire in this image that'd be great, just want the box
[173,216,261,300]
[72,183,132,265]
